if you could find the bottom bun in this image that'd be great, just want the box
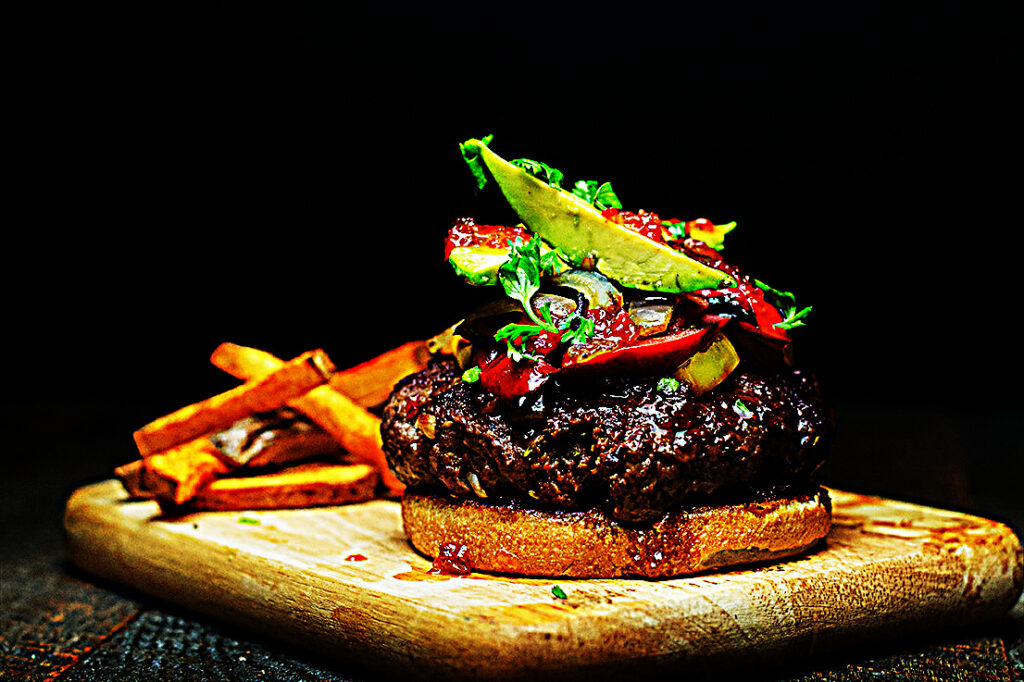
[402,487,832,578]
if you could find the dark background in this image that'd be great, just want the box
[8,3,1022,541]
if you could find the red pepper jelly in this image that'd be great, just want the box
[430,542,472,576]
[445,217,532,259]
[601,208,664,243]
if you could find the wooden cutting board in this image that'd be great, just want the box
[64,480,1022,681]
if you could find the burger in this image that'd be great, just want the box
[380,137,834,578]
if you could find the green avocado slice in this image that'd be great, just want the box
[449,241,569,286]
[463,138,736,292]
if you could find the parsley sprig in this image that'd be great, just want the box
[572,179,623,210]
[494,237,594,361]
[514,158,623,211]
[512,158,564,189]
[754,279,813,330]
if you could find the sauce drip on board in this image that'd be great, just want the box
[430,542,472,576]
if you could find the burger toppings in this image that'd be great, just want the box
[445,136,812,400]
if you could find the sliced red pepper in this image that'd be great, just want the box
[739,283,791,347]
[690,278,792,348]
[478,351,560,401]
[561,318,729,376]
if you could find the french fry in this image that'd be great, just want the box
[140,437,230,506]
[114,459,151,499]
[133,349,336,457]
[211,341,430,409]
[209,342,405,494]
[188,462,379,511]
[207,343,281,383]
[327,340,431,408]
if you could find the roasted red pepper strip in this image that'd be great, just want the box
[694,279,792,348]
[479,352,560,401]
[562,318,729,376]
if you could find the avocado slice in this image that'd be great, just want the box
[462,138,736,293]
[448,241,569,286]
[448,246,510,286]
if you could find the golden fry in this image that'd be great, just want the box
[188,462,379,511]
[208,342,404,494]
[133,349,335,457]
[212,340,429,409]
[114,459,151,499]
[328,340,431,408]
[140,438,230,506]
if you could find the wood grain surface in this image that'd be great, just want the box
[63,480,1023,681]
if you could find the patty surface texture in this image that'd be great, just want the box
[381,358,834,522]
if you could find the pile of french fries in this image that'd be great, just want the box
[117,340,432,512]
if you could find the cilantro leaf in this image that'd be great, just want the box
[492,237,595,359]
[493,323,546,362]
[461,366,481,383]
[494,237,558,358]
[657,376,681,393]
[559,313,595,346]
[512,158,564,189]
[593,181,623,209]
[498,237,544,307]
[539,246,568,275]
[754,279,813,330]
[661,219,686,240]
[573,180,623,210]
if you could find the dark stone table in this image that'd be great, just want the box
[3,396,1022,680]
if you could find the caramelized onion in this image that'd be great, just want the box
[552,270,623,311]
[627,302,674,337]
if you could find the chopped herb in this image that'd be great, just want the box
[461,366,481,383]
[559,314,596,346]
[573,180,623,210]
[493,237,594,359]
[459,134,494,190]
[657,376,681,393]
[512,158,564,189]
[754,279,812,330]
[661,219,686,240]
[733,399,754,419]
[551,585,568,599]
[238,517,260,525]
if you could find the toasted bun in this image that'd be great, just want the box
[402,488,831,578]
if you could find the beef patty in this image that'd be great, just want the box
[381,358,834,523]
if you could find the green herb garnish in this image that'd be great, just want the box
[238,517,260,525]
[459,133,494,190]
[512,158,564,189]
[661,219,684,238]
[461,366,481,383]
[551,585,568,599]
[657,376,681,393]
[754,279,813,330]
[493,237,593,360]
[572,180,623,210]
[733,399,754,419]
[559,314,596,346]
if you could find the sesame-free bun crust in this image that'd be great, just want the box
[402,488,832,578]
